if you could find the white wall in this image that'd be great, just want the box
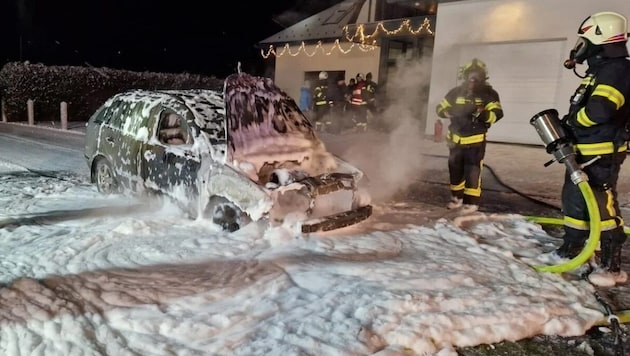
[273,43,381,101]
[427,0,630,145]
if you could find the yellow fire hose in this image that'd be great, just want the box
[594,310,630,325]
[527,181,601,273]
[527,110,628,335]
[524,181,630,327]
[527,216,630,236]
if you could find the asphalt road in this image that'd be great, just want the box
[0,124,88,176]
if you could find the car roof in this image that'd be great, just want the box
[111,88,226,143]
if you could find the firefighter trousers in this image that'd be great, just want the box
[448,142,485,205]
[562,152,627,247]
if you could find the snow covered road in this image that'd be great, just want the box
[0,129,618,355]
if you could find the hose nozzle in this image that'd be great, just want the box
[529,109,567,152]
[530,109,583,180]
[564,59,576,69]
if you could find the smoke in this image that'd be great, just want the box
[339,55,434,202]
[273,0,345,28]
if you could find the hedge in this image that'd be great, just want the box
[0,62,225,122]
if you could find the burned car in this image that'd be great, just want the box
[84,72,372,232]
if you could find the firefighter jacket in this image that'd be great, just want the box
[563,57,630,156]
[350,80,367,106]
[313,80,329,107]
[365,80,378,103]
[436,84,503,145]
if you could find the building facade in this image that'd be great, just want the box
[259,0,437,131]
[261,0,630,144]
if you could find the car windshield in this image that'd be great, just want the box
[225,72,316,141]
[224,73,334,178]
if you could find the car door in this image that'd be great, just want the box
[141,107,201,200]
[118,100,153,192]
[97,99,139,191]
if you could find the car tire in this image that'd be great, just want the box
[204,196,249,232]
[93,158,119,194]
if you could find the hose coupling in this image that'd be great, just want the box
[570,170,589,185]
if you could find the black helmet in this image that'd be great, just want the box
[459,58,488,82]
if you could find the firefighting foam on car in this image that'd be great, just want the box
[84,72,372,233]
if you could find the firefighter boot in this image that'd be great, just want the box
[555,239,585,259]
[601,241,622,272]
[588,239,628,286]
[446,196,463,209]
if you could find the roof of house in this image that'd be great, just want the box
[258,0,366,46]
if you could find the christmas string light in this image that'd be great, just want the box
[260,17,434,58]
[343,17,434,44]
[261,39,377,58]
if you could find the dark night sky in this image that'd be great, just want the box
[0,1,342,78]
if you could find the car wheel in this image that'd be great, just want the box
[94,158,119,194]
[204,196,249,232]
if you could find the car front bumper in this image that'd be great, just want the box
[300,204,373,233]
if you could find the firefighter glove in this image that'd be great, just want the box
[473,109,490,123]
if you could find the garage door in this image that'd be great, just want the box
[458,39,566,145]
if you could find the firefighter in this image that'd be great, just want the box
[326,74,348,134]
[365,72,378,113]
[364,72,381,129]
[350,73,368,131]
[436,58,503,211]
[554,11,630,286]
[312,71,330,131]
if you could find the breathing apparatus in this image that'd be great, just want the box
[458,58,488,82]
[564,11,629,78]
[529,109,588,184]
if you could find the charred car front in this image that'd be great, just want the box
[84,73,372,232]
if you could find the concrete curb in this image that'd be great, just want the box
[0,121,86,135]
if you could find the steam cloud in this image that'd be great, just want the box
[336,54,434,202]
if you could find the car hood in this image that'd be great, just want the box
[224,73,338,180]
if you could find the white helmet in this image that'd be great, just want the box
[579,11,627,45]
[570,11,628,64]
[319,71,328,80]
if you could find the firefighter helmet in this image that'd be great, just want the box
[459,58,488,81]
[319,71,328,80]
[570,12,628,64]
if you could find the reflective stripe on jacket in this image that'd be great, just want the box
[436,84,503,146]
[565,58,630,148]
